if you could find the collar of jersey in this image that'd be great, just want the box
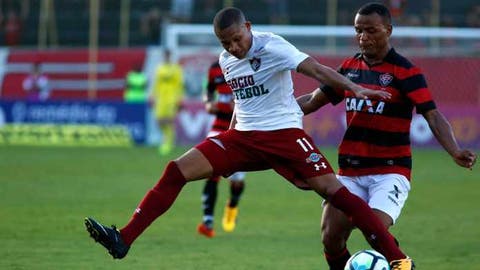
[245,32,257,59]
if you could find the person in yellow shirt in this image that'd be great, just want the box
[152,49,184,155]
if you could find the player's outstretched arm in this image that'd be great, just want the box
[296,88,330,115]
[297,57,391,100]
[424,109,477,169]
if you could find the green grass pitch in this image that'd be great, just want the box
[0,145,478,269]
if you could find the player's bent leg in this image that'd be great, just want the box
[321,202,354,270]
[198,176,220,238]
[120,151,214,243]
[85,148,217,258]
[222,173,245,232]
[228,174,245,208]
[305,174,407,263]
[119,160,189,246]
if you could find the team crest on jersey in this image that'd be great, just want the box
[379,73,393,87]
[249,57,261,71]
[305,152,322,163]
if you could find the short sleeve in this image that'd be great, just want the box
[401,67,436,114]
[267,35,309,71]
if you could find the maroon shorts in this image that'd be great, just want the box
[195,128,334,190]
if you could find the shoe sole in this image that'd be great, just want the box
[222,224,235,232]
[222,218,236,232]
[198,231,214,238]
[85,218,102,243]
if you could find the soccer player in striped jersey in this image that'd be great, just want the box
[197,60,246,238]
[297,3,477,270]
[85,7,415,269]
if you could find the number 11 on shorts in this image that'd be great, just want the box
[296,137,314,152]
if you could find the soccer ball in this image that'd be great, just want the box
[344,250,390,270]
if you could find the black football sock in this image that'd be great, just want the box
[229,182,244,207]
[202,177,219,218]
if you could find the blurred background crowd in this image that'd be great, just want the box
[0,0,478,48]
[0,0,478,149]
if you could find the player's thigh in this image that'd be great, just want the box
[267,129,335,190]
[337,175,368,201]
[304,173,347,199]
[175,147,213,181]
[195,132,263,180]
[367,174,411,224]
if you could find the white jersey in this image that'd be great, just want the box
[219,31,309,131]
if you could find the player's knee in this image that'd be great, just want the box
[174,149,214,180]
[306,174,344,198]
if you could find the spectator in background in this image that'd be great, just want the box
[124,64,147,103]
[0,0,29,46]
[265,0,289,24]
[170,0,193,23]
[3,9,21,46]
[152,49,184,156]
[141,7,162,45]
[466,4,480,28]
[23,62,50,101]
[1,0,28,46]
[385,0,406,19]
[201,0,217,21]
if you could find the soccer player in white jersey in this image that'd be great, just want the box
[84,7,413,269]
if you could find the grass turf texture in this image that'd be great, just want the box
[0,146,478,270]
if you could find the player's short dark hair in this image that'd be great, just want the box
[357,2,391,24]
[213,7,246,30]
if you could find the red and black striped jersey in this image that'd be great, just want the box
[206,61,234,132]
[322,48,436,180]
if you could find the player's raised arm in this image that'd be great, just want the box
[296,57,391,100]
[296,88,330,115]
